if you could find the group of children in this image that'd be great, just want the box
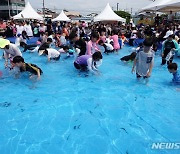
[0,27,180,84]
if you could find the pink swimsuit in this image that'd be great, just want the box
[86,40,99,55]
[110,35,120,50]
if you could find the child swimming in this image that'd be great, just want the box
[13,56,43,80]
[120,52,137,62]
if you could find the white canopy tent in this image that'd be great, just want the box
[13,2,43,20]
[52,10,71,22]
[94,3,126,22]
[140,0,172,12]
[157,0,180,12]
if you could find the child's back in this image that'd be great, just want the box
[110,35,120,50]
[135,49,154,76]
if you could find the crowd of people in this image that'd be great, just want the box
[0,17,180,83]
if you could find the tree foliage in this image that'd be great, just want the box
[114,11,131,23]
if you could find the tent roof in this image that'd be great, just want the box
[158,0,180,12]
[13,2,43,20]
[94,3,126,22]
[52,10,71,22]
[140,0,172,12]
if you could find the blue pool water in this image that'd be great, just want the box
[0,45,180,154]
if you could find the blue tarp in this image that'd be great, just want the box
[6,37,39,44]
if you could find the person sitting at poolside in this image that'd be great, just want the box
[13,56,43,80]
[168,63,180,84]
[0,38,22,68]
[38,38,53,55]
[39,48,60,62]
[74,52,103,74]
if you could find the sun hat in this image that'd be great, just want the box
[163,30,173,38]
[0,38,10,48]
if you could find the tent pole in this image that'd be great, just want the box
[8,0,11,19]
[43,0,45,19]
[117,3,119,11]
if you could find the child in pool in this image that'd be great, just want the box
[100,30,106,43]
[15,31,37,52]
[86,31,100,55]
[120,52,137,63]
[161,34,179,65]
[59,46,69,53]
[110,29,120,53]
[98,40,114,54]
[132,38,154,79]
[121,43,143,63]
[121,34,129,47]
[168,63,180,84]
[74,52,103,74]
[38,38,53,55]
[59,46,77,58]
[40,48,60,62]
[13,56,43,80]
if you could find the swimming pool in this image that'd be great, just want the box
[0,46,180,154]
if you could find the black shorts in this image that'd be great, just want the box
[136,73,148,79]
[74,62,87,70]
[51,55,60,61]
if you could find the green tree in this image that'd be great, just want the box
[114,11,131,23]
